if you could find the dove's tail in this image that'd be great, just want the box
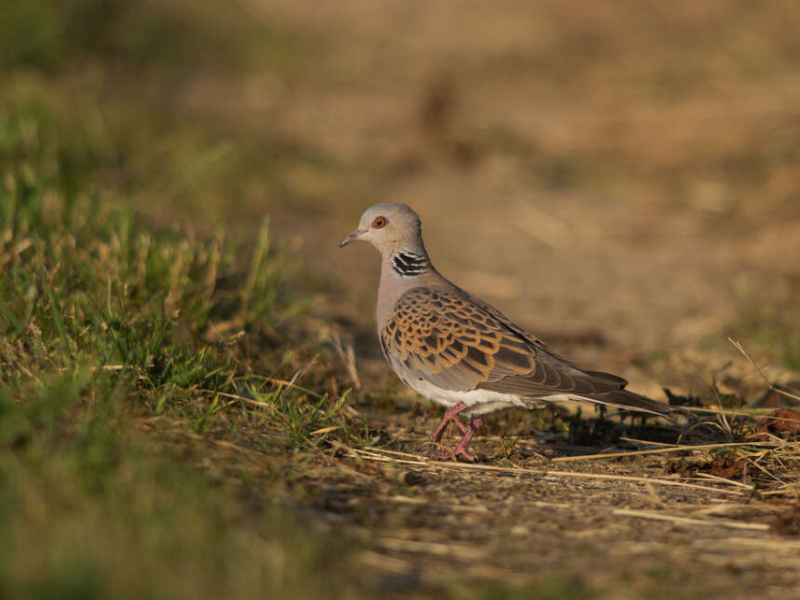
[579,389,673,416]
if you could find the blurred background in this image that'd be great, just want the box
[3,1,800,597]
[5,0,800,369]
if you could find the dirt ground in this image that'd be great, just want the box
[153,1,800,597]
[207,1,800,597]
[232,0,800,375]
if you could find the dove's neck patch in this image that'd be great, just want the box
[392,251,429,277]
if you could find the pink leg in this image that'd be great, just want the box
[432,416,483,462]
[427,402,470,443]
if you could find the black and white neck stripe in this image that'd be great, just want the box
[392,251,429,277]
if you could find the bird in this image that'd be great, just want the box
[340,202,672,460]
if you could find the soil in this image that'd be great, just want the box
[195,1,800,596]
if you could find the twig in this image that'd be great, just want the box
[199,389,273,409]
[550,441,776,463]
[613,508,770,531]
[366,447,426,459]
[678,407,800,427]
[696,537,800,551]
[248,375,323,398]
[619,437,676,447]
[310,425,342,436]
[729,337,800,403]
[279,369,303,400]
[373,537,485,560]
[761,484,800,497]
[349,448,744,496]
[693,473,754,490]
[329,331,361,389]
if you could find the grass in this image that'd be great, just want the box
[0,5,391,590]
[0,82,380,598]
[0,0,312,76]
[3,1,800,599]
[0,380,363,600]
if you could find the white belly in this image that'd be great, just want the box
[400,376,527,415]
[399,375,582,416]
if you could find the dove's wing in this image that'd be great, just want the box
[380,286,670,414]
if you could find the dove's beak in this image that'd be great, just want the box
[339,228,367,247]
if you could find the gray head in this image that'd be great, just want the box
[339,203,425,256]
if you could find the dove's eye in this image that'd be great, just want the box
[372,216,388,229]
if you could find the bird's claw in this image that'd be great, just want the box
[426,446,477,462]
[425,408,482,461]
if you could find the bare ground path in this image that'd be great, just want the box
[215,2,800,596]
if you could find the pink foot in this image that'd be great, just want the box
[427,402,470,443]
[432,447,475,461]
[430,416,483,462]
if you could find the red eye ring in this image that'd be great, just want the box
[372,216,388,229]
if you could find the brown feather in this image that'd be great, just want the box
[381,286,671,414]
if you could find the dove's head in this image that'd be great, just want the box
[340,203,424,255]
